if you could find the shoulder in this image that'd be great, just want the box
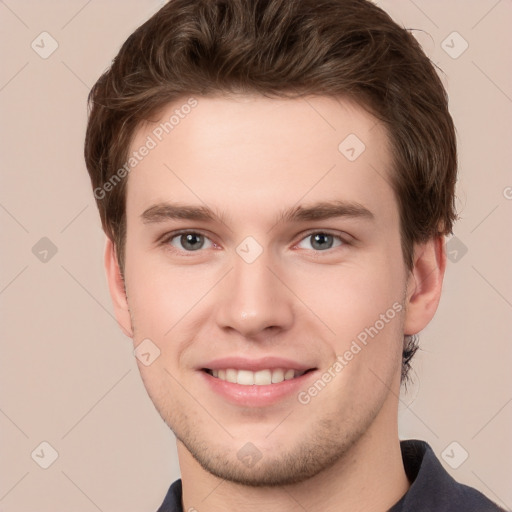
[156,479,183,512]
[389,439,506,512]
[156,443,506,512]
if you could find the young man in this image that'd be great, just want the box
[84,0,504,510]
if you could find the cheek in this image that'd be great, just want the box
[124,243,212,336]
[300,256,404,336]
[299,250,406,382]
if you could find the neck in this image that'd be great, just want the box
[178,408,409,512]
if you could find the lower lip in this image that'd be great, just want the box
[200,370,316,407]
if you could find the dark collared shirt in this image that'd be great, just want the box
[157,439,505,511]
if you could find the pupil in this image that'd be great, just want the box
[183,233,203,250]
[312,233,332,250]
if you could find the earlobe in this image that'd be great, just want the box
[104,238,133,338]
[403,236,446,335]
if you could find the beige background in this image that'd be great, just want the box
[1,0,511,510]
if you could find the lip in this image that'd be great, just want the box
[199,356,315,372]
[198,357,318,407]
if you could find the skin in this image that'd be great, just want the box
[105,95,446,511]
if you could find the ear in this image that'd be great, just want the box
[104,238,133,338]
[403,235,446,335]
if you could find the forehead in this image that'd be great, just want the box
[125,94,397,227]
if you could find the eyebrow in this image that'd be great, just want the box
[140,200,374,226]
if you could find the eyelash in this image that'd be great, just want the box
[158,229,351,255]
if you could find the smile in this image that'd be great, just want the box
[204,368,310,385]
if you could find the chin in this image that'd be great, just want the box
[175,420,363,488]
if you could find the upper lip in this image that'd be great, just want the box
[199,356,317,372]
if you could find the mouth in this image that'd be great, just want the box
[198,356,319,406]
[202,367,315,386]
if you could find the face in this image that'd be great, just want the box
[111,94,427,485]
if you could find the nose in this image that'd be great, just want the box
[215,248,295,340]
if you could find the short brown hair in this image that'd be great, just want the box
[84,0,457,382]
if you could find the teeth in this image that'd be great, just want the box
[237,370,254,385]
[271,369,284,383]
[226,369,237,383]
[254,369,272,385]
[210,368,306,385]
[284,369,295,380]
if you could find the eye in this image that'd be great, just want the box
[165,231,214,252]
[161,230,348,254]
[296,232,345,251]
